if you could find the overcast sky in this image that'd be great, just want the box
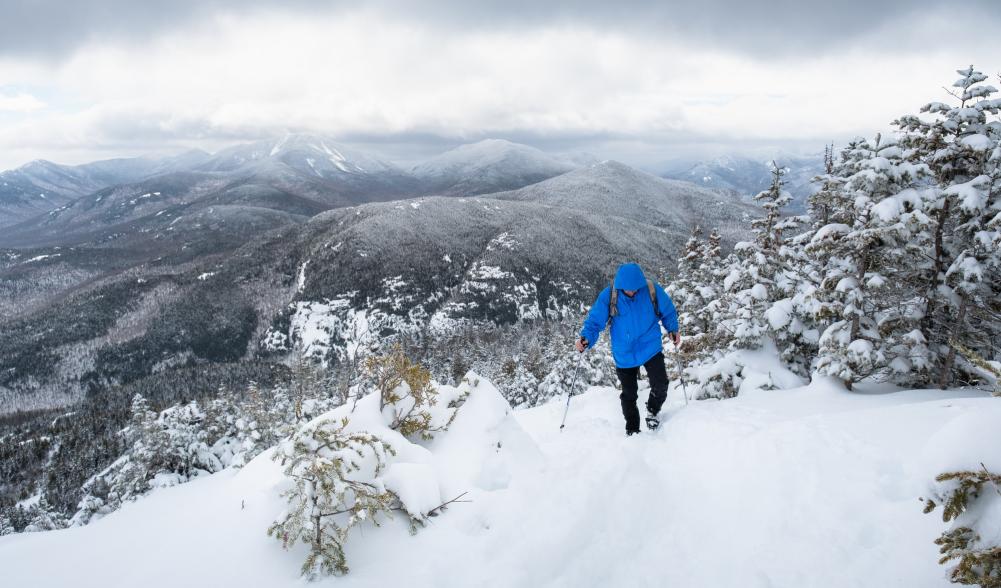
[1,0,1000,170]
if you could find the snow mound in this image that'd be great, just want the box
[0,373,993,588]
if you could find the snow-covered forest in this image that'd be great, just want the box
[1,65,1000,587]
[670,66,1001,397]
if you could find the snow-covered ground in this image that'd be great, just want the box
[1,376,994,588]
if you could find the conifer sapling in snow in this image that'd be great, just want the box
[366,346,466,440]
[268,418,399,577]
[923,464,1001,587]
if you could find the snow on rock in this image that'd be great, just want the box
[295,260,309,292]
[287,298,352,358]
[22,253,61,264]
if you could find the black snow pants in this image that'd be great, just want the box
[616,351,669,433]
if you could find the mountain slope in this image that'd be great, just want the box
[0,191,689,412]
[198,133,401,176]
[1,369,990,588]
[662,154,824,212]
[491,160,759,242]
[0,160,112,228]
[0,152,211,228]
[0,135,421,248]
[0,158,757,413]
[257,194,689,357]
[412,139,587,196]
[196,133,418,201]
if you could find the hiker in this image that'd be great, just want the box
[576,262,680,435]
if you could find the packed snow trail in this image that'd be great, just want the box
[0,377,995,588]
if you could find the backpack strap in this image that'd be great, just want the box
[608,277,661,321]
[647,279,662,319]
[608,278,618,319]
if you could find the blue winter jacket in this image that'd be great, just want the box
[579,263,679,369]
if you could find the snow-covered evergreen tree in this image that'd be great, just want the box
[895,65,1001,388]
[807,144,854,229]
[666,226,707,341]
[269,349,474,578]
[366,346,467,440]
[268,419,399,577]
[204,382,286,468]
[498,358,542,406]
[538,335,615,404]
[23,495,68,533]
[923,465,1001,586]
[717,163,798,351]
[807,134,932,388]
[0,512,13,536]
[74,394,224,525]
[759,148,866,377]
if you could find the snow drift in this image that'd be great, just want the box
[0,372,996,588]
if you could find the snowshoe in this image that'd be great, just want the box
[645,411,660,431]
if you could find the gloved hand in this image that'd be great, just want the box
[668,332,681,347]
[574,336,588,353]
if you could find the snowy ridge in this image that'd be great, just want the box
[662,153,825,212]
[411,139,587,196]
[0,151,213,229]
[493,160,759,243]
[1,365,994,587]
[198,133,403,176]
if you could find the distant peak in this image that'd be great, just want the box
[591,159,631,170]
[452,138,529,152]
[471,138,518,146]
[20,159,57,170]
[278,131,326,142]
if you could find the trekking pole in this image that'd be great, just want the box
[673,343,690,406]
[559,351,586,431]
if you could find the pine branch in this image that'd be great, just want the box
[389,491,471,519]
[426,491,471,517]
[983,463,1001,498]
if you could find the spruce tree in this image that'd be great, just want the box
[717,162,797,351]
[268,419,399,577]
[923,465,1001,586]
[807,143,854,230]
[808,135,931,388]
[895,65,1001,387]
[23,494,67,532]
[668,226,708,339]
[0,512,13,536]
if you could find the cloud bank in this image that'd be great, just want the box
[1,1,999,169]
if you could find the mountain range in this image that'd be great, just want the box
[660,153,825,211]
[0,135,759,414]
[0,134,763,525]
[0,151,211,228]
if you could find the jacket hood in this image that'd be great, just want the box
[614,263,647,291]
